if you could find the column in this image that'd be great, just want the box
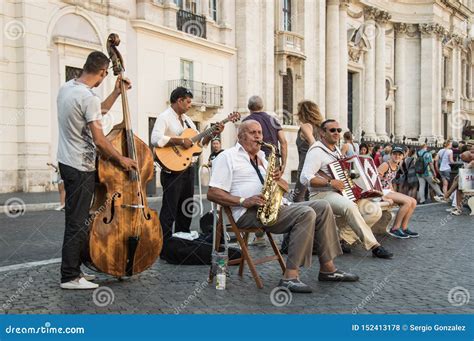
[394,23,407,140]
[363,7,377,138]
[435,25,444,140]
[451,37,463,140]
[375,10,390,139]
[419,24,437,142]
[325,0,340,120]
[339,0,349,130]
[201,0,210,19]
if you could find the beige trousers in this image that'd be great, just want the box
[310,191,382,250]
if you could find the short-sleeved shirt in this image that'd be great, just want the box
[57,79,102,172]
[438,148,453,172]
[209,143,267,221]
[417,149,433,177]
[300,141,343,194]
[242,112,282,157]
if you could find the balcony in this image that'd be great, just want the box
[275,31,305,59]
[177,10,207,39]
[168,79,223,108]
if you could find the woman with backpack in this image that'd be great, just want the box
[416,144,445,204]
[378,146,419,239]
[403,148,419,199]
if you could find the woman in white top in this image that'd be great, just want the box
[438,141,454,196]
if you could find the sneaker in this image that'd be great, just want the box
[404,229,419,238]
[450,208,463,216]
[434,195,447,203]
[372,246,393,259]
[55,205,65,211]
[249,236,266,247]
[340,240,352,254]
[388,228,410,239]
[318,269,359,282]
[60,277,99,290]
[80,272,96,281]
[278,278,312,293]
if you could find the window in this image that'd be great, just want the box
[174,0,198,13]
[174,0,183,8]
[210,0,218,21]
[65,66,82,82]
[282,0,291,31]
[282,68,294,125]
[180,59,193,81]
[443,56,447,88]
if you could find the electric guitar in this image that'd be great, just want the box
[154,112,240,172]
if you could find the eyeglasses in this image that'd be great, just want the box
[326,128,342,133]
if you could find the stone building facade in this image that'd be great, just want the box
[0,0,473,192]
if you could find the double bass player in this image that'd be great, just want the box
[57,51,135,289]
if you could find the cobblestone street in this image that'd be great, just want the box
[0,203,472,315]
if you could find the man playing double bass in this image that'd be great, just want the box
[57,51,136,289]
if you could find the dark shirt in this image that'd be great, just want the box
[208,149,224,164]
[243,112,282,157]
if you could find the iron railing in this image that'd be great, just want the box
[168,79,223,108]
[177,9,207,39]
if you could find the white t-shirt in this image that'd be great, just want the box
[300,141,342,194]
[439,148,453,172]
[208,143,267,222]
[57,80,102,172]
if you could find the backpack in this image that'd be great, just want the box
[406,157,418,185]
[415,151,427,175]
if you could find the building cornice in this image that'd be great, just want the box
[130,20,236,56]
[61,0,129,19]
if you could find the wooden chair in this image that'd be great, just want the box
[212,206,286,289]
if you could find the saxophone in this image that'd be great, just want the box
[257,141,288,226]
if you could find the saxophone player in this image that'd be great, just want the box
[207,120,358,294]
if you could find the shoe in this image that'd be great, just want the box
[388,228,409,239]
[249,236,266,247]
[434,195,447,203]
[60,277,99,290]
[340,240,352,254]
[372,246,393,259]
[278,278,312,293]
[55,205,65,211]
[418,201,426,205]
[318,269,359,282]
[404,229,419,238]
[80,272,96,281]
[450,208,462,216]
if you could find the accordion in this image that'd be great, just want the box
[328,156,383,201]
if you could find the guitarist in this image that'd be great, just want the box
[151,87,224,240]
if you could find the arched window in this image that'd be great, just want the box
[282,68,293,125]
[282,0,291,31]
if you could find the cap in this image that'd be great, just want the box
[392,146,404,154]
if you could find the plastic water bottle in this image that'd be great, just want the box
[215,253,227,290]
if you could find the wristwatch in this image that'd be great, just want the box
[327,179,332,186]
[239,197,245,206]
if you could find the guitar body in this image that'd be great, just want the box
[154,128,203,172]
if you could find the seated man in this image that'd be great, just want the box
[446,149,474,215]
[300,119,393,259]
[207,120,358,294]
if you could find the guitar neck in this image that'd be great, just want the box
[191,117,230,143]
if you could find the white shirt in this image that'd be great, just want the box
[151,106,197,147]
[300,141,342,194]
[57,80,102,172]
[209,143,267,222]
[439,148,453,172]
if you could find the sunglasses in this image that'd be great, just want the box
[326,128,342,133]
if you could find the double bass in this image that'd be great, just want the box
[85,33,162,277]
